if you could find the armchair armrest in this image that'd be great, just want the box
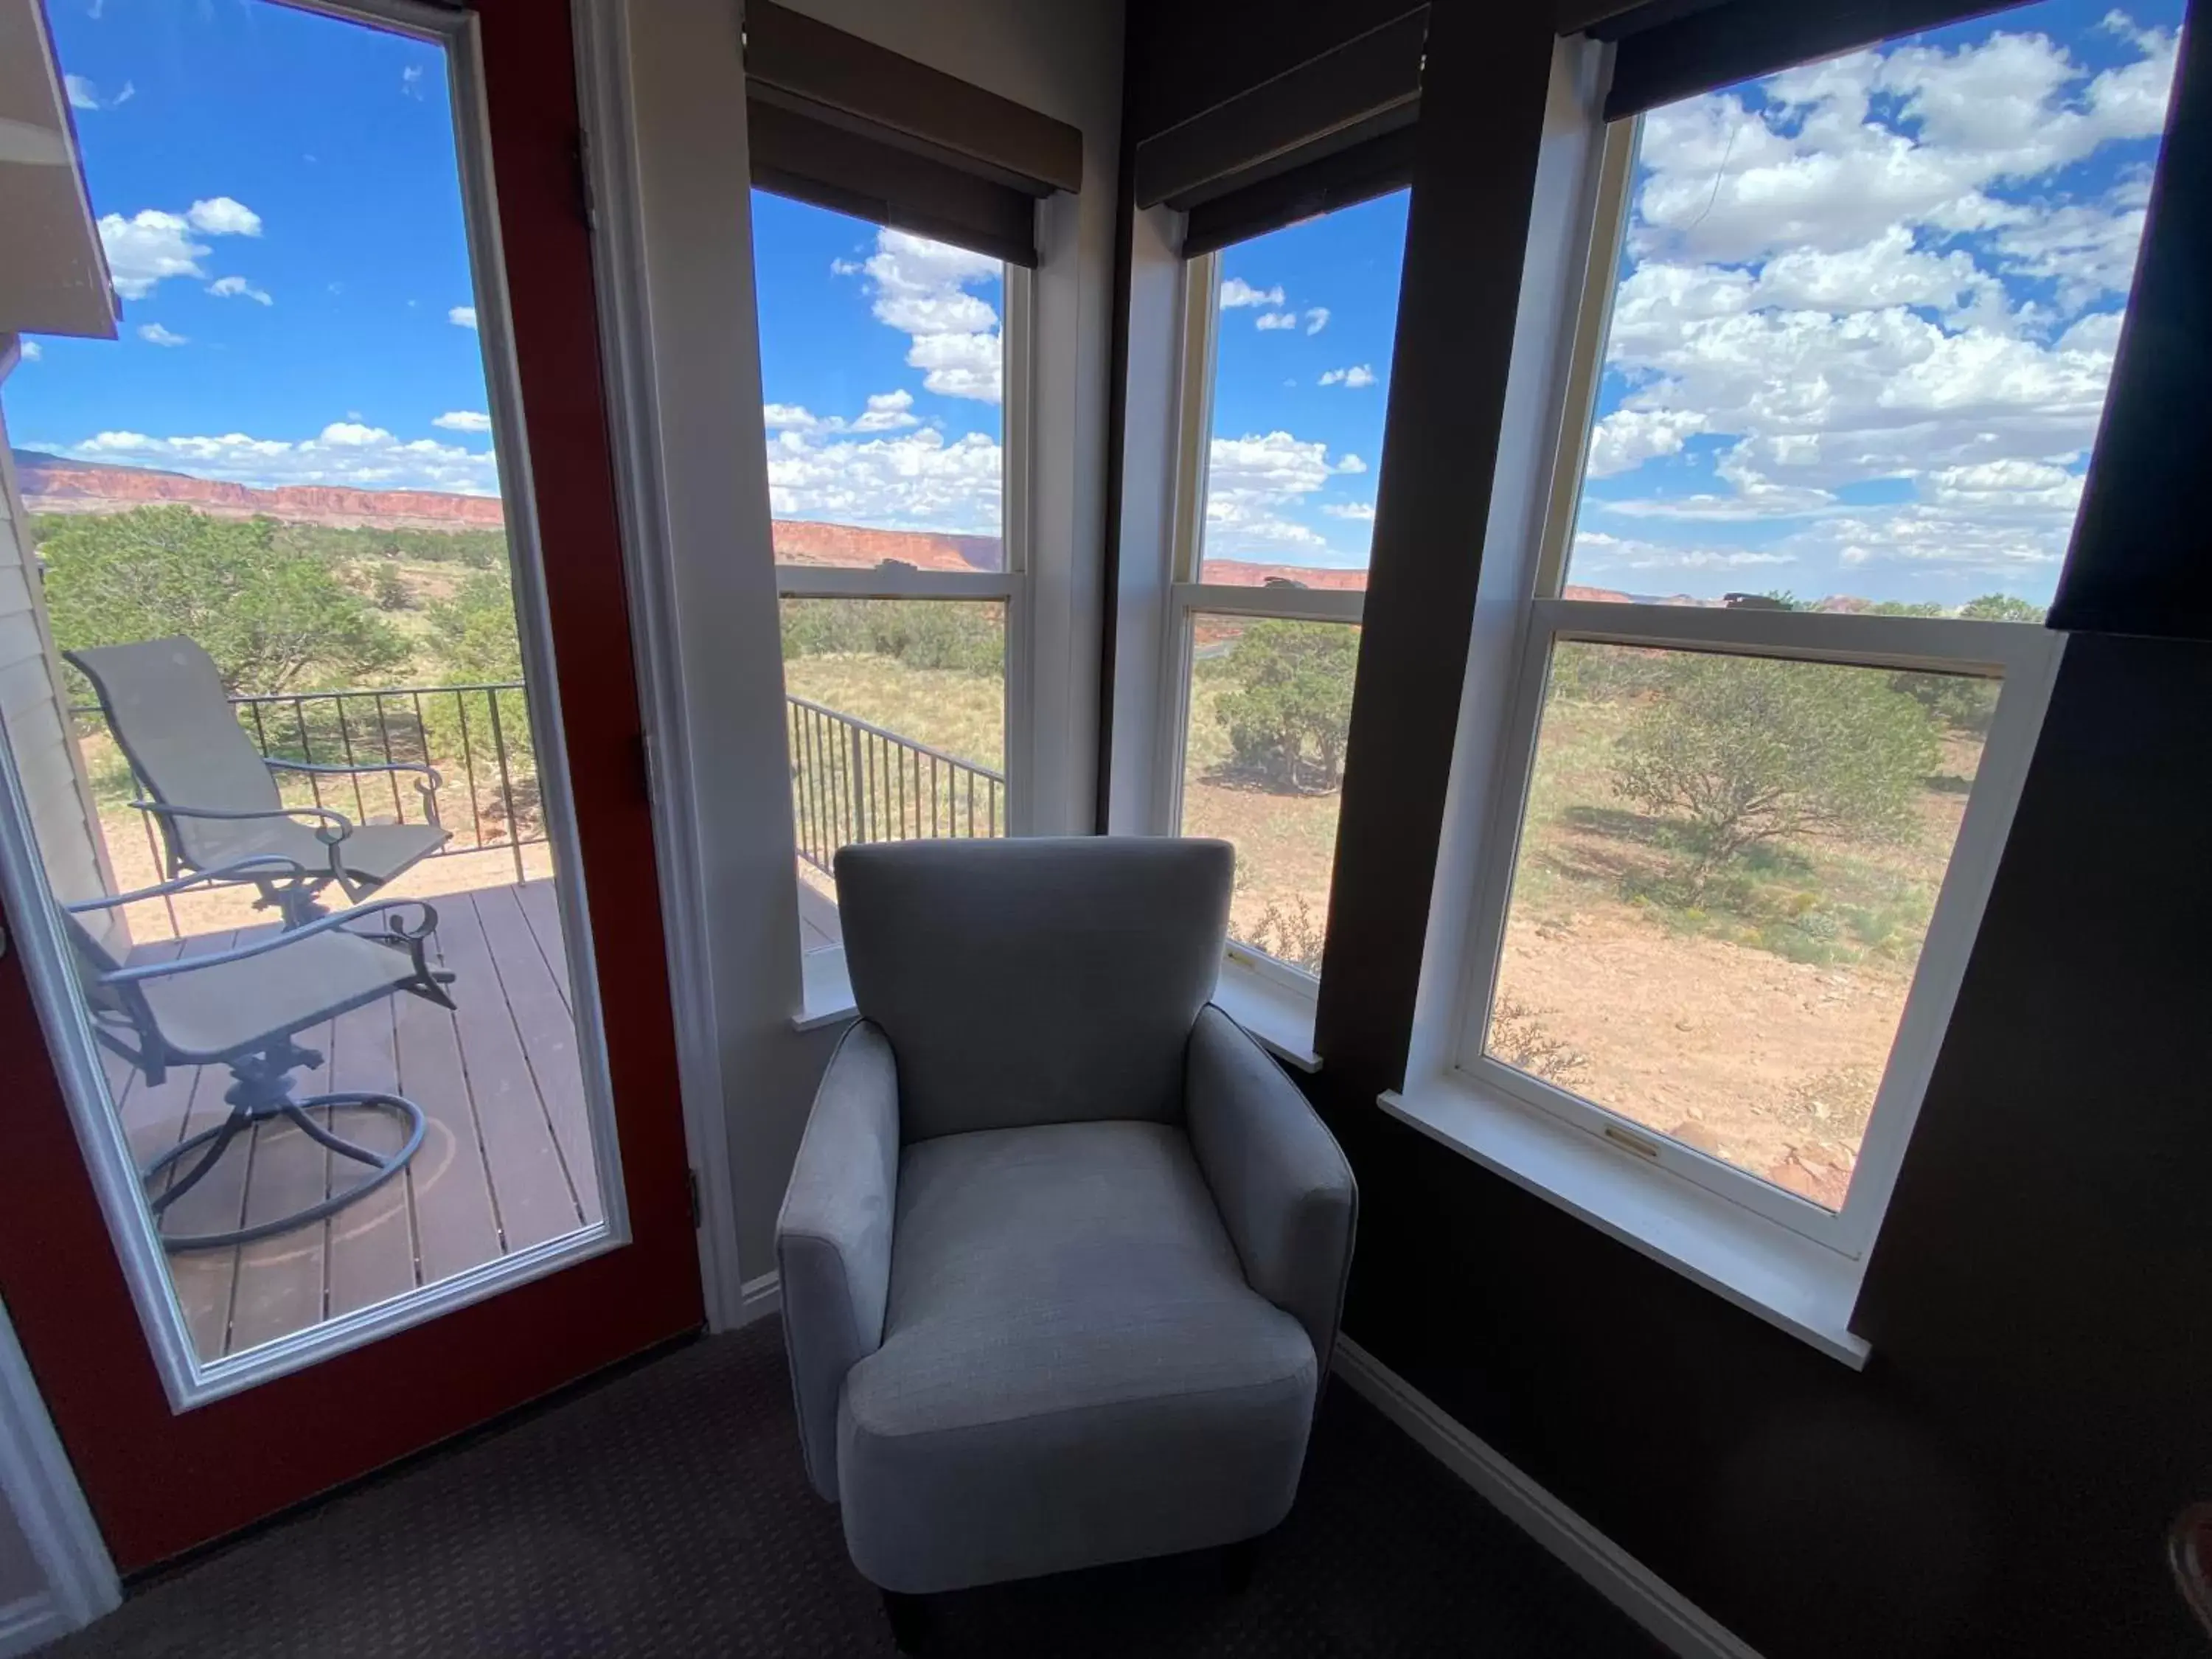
[1186,1004,1357,1380]
[777,1018,901,1502]
[264,757,443,824]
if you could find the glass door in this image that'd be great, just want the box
[0,0,700,1571]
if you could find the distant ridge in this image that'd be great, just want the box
[12,448,507,534]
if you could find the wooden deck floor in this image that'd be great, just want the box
[107,879,599,1363]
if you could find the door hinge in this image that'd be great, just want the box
[688,1166,702,1229]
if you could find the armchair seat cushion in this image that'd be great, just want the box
[836,1119,1317,1593]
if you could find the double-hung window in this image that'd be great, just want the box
[1400,0,2182,1358]
[748,189,1032,953]
[1161,192,1410,1024]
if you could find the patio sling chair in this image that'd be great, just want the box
[68,636,450,929]
[63,858,456,1251]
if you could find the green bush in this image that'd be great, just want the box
[779,598,1004,676]
[39,507,410,697]
[371,561,412,612]
[426,570,525,684]
[1205,620,1357,793]
[1612,653,1939,880]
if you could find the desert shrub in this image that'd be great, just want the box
[1958,592,2045,623]
[779,598,1003,676]
[1242,895,1327,973]
[1612,653,1938,882]
[1204,620,1357,793]
[1486,995,1588,1085]
[1548,641,1674,705]
[274,522,509,569]
[39,507,409,697]
[372,561,412,611]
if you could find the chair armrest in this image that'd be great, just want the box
[1186,1004,1357,1380]
[777,1018,901,1503]
[132,799,355,846]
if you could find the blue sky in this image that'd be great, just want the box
[1200,190,1408,572]
[1567,0,2183,606]
[10,0,501,494]
[5,0,2183,609]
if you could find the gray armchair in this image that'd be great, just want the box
[776,836,1356,1615]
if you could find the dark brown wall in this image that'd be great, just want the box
[1116,2,2212,1655]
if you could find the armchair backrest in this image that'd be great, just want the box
[67,638,281,869]
[835,837,1233,1142]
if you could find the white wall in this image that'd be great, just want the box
[605,0,1125,1286]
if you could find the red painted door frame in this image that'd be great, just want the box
[0,0,703,1573]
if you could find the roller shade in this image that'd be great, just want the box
[1595,0,2033,119]
[1183,125,1417,257]
[742,0,1082,266]
[1135,6,1427,241]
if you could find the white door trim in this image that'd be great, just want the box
[0,1298,119,1646]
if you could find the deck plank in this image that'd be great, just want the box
[324,996,422,1321]
[513,880,571,1017]
[392,936,505,1290]
[473,883,599,1225]
[434,890,582,1251]
[226,1016,338,1354]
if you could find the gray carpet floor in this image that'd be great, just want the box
[57,1318,1660,1656]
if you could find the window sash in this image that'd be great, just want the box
[771,263,1034,839]
[1450,595,2063,1256]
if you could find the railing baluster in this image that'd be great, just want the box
[486,689,526,886]
[335,698,369,825]
[456,691,486,852]
[293,698,322,813]
[373,693,404,823]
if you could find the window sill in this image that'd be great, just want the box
[1380,1072,1871,1369]
[1212,958,1321,1074]
[793,945,857,1032]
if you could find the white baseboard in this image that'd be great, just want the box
[734,1271,782,1328]
[0,1593,75,1658]
[1332,1336,1763,1659]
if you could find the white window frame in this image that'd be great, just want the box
[1152,245,1368,1032]
[768,239,1034,1013]
[1388,42,2073,1366]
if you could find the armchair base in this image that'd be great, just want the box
[145,1051,427,1252]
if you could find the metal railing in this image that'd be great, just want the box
[786,695,1004,877]
[76,679,540,937]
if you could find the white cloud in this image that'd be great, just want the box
[1200,429,1372,556]
[401,64,425,99]
[765,426,1001,533]
[136,322,187,347]
[433,410,492,432]
[66,74,132,110]
[853,389,919,431]
[839,230,1004,403]
[1578,14,2178,599]
[1304,307,1330,335]
[1321,501,1376,521]
[19,341,41,361]
[1571,531,1797,576]
[1255,311,1300,330]
[1318,364,1377,388]
[448,305,478,329]
[187,197,262,237]
[206,274,272,305]
[1587,408,1707,476]
[50,422,501,495]
[1219,277,1286,309]
[98,212,206,300]
[97,198,261,299]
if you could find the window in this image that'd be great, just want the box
[1415,1,2180,1335]
[748,190,1027,952]
[1163,192,1408,992]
